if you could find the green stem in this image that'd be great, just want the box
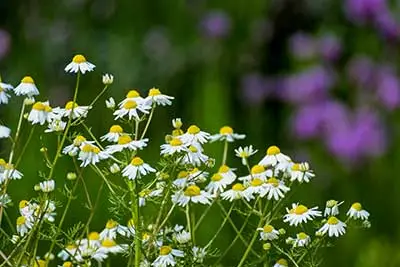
[82,122,104,150]
[132,180,141,267]
[140,105,155,139]
[205,203,234,249]
[222,140,228,165]
[186,204,195,245]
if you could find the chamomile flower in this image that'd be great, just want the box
[45,117,66,133]
[239,165,272,184]
[119,90,146,106]
[105,97,115,109]
[39,180,55,193]
[192,246,207,264]
[122,157,156,180]
[286,232,311,247]
[14,76,39,96]
[263,177,290,200]
[209,126,246,142]
[218,165,236,182]
[290,162,315,183]
[64,54,95,74]
[161,138,188,155]
[317,216,346,237]
[100,125,125,143]
[182,145,209,166]
[78,142,109,167]
[221,183,253,202]
[259,145,291,167]
[0,163,23,182]
[16,215,33,236]
[274,258,288,267]
[181,125,210,145]
[171,185,213,207]
[0,81,13,104]
[172,171,191,188]
[235,145,258,165]
[347,202,370,220]
[152,246,184,267]
[324,200,343,217]
[188,168,208,183]
[174,229,191,244]
[283,203,322,226]
[63,135,87,156]
[28,101,53,125]
[205,173,233,194]
[257,224,280,241]
[78,232,101,254]
[114,99,151,120]
[0,125,10,138]
[95,239,128,255]
[146,88,174,106]
[244,178,268,197]
[105,135,148,154]
[99,219,129,240]
[54,101,91,119]
[102,74,114,85]
[57,244,79,261]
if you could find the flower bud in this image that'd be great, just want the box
[102,74,114,85]
[263,243,271,250]
[34,184,41,191]
[105,97,115,109]
[67,172,77,180]
[110,163,120,174]
[24,97,35,105]
[172,118,183,129]
[278,228,286,235]
[40,147,48,153]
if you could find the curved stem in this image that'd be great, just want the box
[205,203,234,249]
[140,106,155,140]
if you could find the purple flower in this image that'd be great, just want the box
[345,0,387,24]
[375,12,400,40]
[318,34,342,61]
[283,66,335,105]
[375,66,400,110]
[289,32,317,60]
[200,11,231,39]
[346,56,375,89]
[241,73,268,104]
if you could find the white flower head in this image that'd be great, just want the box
[78,142,109,167]
[192,246,207,264]
[14,76,39,97]
[0,163,23,183]
[317,216,346,237]
[105,135,148,154]
[0,125,11,138]
[114,91,151,120]
[182,145,209,166]
[65,54,95,74]
[0,81,13,104]
[63,135,87,156]
[102,73,114,85]
[122,157,156,180]
[290,162,315,183]
[262,177,290,200]
[324,200,343,217]
[209,126,246,143]
[205,172,234,195]
[235,145,257,165]
[106,97,116,109]
[101,125,125,143]
[286,232,311,247]
[28,101,53,125]
[171,185,213,207]
[39,180,55,193]
[16,215,33,236]
[152,246,184,267]
[53,101,91,119]
[257,224,280,241]
[283,203,322,226]
[274,258,288,267]
[161,137,188,155]
[174,229,191,244]
[259,145,291,167]
[347,202,370,220]
[181,125,210,145]
[146,88,174,106]
[221,183,253,202]
[99,219,129,240]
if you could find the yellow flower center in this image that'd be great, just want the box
[351,202,362,211]
[19,200,29,209]
[118,135,132,145]
[131,157,144,166]
[148,88,161,96]
[267,145,280,155]
[88,232,100,240]
[106,219,118,229]
[126,90,140,98]
[266,177,279,187]
[128,219,135,228]
[291,163,301,171]
[291,205,308,215]
[72,54,87,63]
[326,200,338,208]
[219,126,233,135]
[45,105,52,112]
[178,171,188,179]
[298,232,308,240]
[169,138,182,146]
[160,245,172,256]
[32,102,46,111]
[184,185,201,196]
[0,87,3,92]
[250,178,263,187]
[276,259,288,266]
[0,158,6,166]
[142,232,150,241]
[21,76,34,84]
[187,125,200,134]
[172,129,183,136]
[139,189,151,197]
[101,239,116,248]
[327,216,339,225]
[73,135,86,146]
[263,225,274,233]
[63,262,73,267]
[16,216,26,226]
[218,165,230,173]
[4,163,13,170]
[66,244,77,250]
[232,183,245,191]
[189,168,199,174]
[123,100,138,109]
[251,165,265,174]
[109,125,123,133]
[211,173,223,181]
[65,101,78,110]
[189,145,198,153]
[81,144,94,153]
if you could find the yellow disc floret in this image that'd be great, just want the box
[327,216,339,225]
[118,135,132,145]
[63,262,73,267]
[211,173,223,181]
[263,224,274,233]
[266,177,279,187]
[65,101,78,110]
[169,138,182,146]
[16,216,26,226]
[218,165,230,173]
[251,165,265,175]
[21,76,34,84]
[109,125,123,133]
[298,232,308,240]
[106,219,118,229]
[232,183,245,191]
[73,135,86,146]
[187,125,200,134]
[88,232,100,240]
[219,126,233,135]
[101,238,116,247]
[32,102,46,111]
[123,100,138,109]
[184,185,201,196]
[276,259,288,266]
[291,163,301,171]
[250,178,263,187]
[177,171,188,179]
[351,202,362,211]
[291,205,308,215]
[131,157,144,166]
[126,90,140,98]
[72,54,87,63]
[148,88,161,96]
[19,200,29,209]
[266,145,280,155]
[81,144,94,153]
[160,245,172,256]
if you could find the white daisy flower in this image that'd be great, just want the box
[41,200,57,223]
[209,126,245,143]
[324,200,343,217]
[114,99,151,120]
[0,163,23,183]
[45,116,66,133]
[205,172,233,195]
[57,244,79,261]
[218,165,236,182]
[244,178,268,197]
[78,232,101,254]
[259,145,291,167]
[192,246,207,264]
[78,142,109,167]
[14,76,39,96]
[290,162,315,183]
[274,258,288,267]
[174,229,191,244]
[102,73,114,85]
[95,239,128,255]
[152,246,184,267]
[39,180,55,193]
[187,168,208,184]
[0,125,10,138]
[317,216,346,237]
[54,101,91,119]
[171,185,213,207]
[161,138,188,155]
[63,135,87,156]
[234,145,257,165]
[16,215,33,236]
[146,88,174,106]
[119,90,146,106]
[181,125,210,145]
[64,54,95,74]
[105,135,148,154]
[28,101,53,125]
[0,81,13,104]
[172,171,191,188]
[283,203,322,226]
[99,219,129,240]
[347,202,370,220]
[221,183,253,202]
[239,164,272,184]
[286,232,311,247]
[18,200,34,217]
[257,224,280,241]
[122,157,156,180]
[105,97,116,109]
[182,145,209,166]
[262,177,290,200]
[100,124,125,143]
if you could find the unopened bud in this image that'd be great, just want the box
[278,228,286,235]
[102,74,114,85]
[67,172,77,180]
[110,163,120,174]
[24,97,35,105]
[263,243,271,250]
[40,147,47,153]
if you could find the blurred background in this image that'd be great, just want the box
[1,0,400,266]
